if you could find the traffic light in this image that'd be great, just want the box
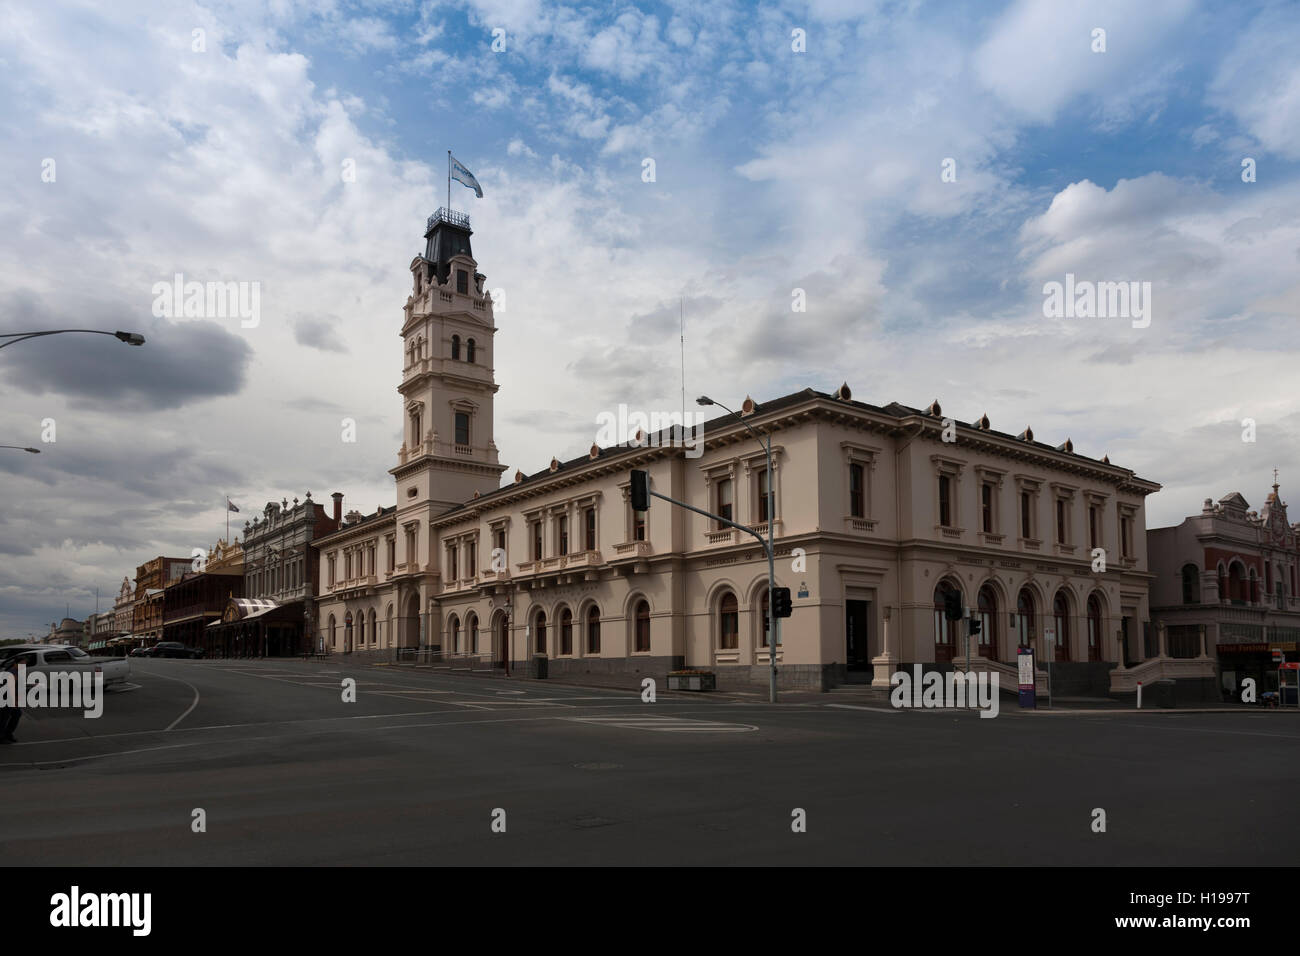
[943,590,964,621]
[968,617,982,637]
[630,469,650,511]
[772,586,793,618]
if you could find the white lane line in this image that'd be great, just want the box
[827,703,899,714]
[560,715,758,733]
[135,668,202,731]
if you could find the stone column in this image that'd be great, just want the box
[871,607,897,688]
[1113,626,1125,669]
[1157,621,1168,659]
[1197,623,1211,660]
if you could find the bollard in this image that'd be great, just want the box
[1136,680,1142,710]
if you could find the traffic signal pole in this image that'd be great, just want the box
[633,478,781,703]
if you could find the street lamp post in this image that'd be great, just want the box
[0,329,145,351]
[698,396,779,703]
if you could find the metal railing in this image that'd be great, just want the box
[428,207,470,231]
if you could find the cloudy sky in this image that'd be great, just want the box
[2,0,1298,637]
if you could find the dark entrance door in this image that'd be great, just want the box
[846,600,871,671]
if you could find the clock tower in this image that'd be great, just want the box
[390,207,505,580]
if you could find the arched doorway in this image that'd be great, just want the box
[977,584,998,661]
[1015,588,1036,650]
[494,611,509,671]
[343,611,353,654]
[398,593,420,648]
[1051,591,1071,662]
[1087,593,1103,662]
[933,580,961,663]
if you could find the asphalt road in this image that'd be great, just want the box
[2,658,1297,865]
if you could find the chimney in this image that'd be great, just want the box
[331,492,343,525]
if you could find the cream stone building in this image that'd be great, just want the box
[314,209,1163,694]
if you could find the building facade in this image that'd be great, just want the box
[205,493,340,657]
[113,576,136,636]
[133,556,191,643]
[312,209,1163,695]
[1148,479,1300,700]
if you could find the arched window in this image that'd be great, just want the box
[932,580,960,662]
[450,614,460,654]
[467,338,476,363]
[1015,588,1036,648]
[1087,594,1103,661]
[560,608,573,656]
[344,611,353,653]
[534,610,547,654]
[329,614,336,650]
[586,606,601,655]
[468,614,478,655]
[369,609,376,645]
[636,600,652,652]
[451,334,461,360]
[385,604,393,649]
[977,584,998,661]
[1052,591,1070,662]
[717,594,737,650]
[1181,564,1200,605]
[1228,563,1245,603]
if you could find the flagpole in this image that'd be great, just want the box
[447,150,451,211]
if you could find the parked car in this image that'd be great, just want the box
[149,641,203,659]
[129,647,149,657]
[4,644,131,686]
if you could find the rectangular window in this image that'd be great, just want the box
[328,555,336,587]
[494,528,506,565]
[717,478,733,529]
[1120,515,1133,558]
[454,412,470,447]
[938,475,952,527]
[1056,499,1067,544]
[1020,492,1032,538]
[981,483,993,533]
[849,463,865,518]
[456,269,468,294]
[756,469,770,523]
[532,521,543,561]
[1089,505,1099,550]
[584,508,596,551]
[467,541,476,577]
[448,545,458,582]
[387,538,395,572]
[558,515,569,556]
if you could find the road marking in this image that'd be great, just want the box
[826,703,898,714]
[134,668,201,731]
[560,715,758,733]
